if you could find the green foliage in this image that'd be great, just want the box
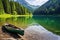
[2,0,11,14]
[14,2,31,15]
[10,0,16,14]
[13,11,17,15]
[0,0,5,14]
[0,0,32,15]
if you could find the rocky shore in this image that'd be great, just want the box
[0,24,60,40]
[0,26,23,40]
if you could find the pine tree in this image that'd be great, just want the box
[0,0,4,14]
[2,0,11,14]
[15,2,22,15]
[10,0,17,15]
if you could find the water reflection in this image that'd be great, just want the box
[24,24,60,40]
[0,16,60,35]
[0,16,34,28]
[33,16,60,35]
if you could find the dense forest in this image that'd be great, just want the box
[1,0,60,15]
[33,0,60,15]
[0,0,32,15]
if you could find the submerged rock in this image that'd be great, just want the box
[0,23,60,40]
[23,24,59,40]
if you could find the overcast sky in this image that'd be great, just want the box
[25,0,49,6]
[14,0,49,6]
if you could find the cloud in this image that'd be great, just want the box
[25,0,49,6]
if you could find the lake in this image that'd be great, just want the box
[0,15,60,35]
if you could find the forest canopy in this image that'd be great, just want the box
[0,0,32,15]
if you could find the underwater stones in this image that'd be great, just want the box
[24,24,58,40]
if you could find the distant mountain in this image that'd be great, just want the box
[33,0,60,15]
[30,5,40,10]
[16,0,40,12]
[16,0,33,12]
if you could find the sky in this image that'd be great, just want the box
[14,0,49,6]
[25,0,49,6]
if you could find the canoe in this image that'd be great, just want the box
[2,24,24,36]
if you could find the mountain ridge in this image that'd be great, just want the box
[16,0,40,12]
[33,0,60,15]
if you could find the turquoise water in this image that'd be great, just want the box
[0,16,60,35]
[33,16,60,35]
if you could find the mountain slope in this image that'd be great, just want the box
[33,0,60,15]
[16,0,34,12]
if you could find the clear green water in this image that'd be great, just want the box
[0,16,60,35]
[0,16,35,28]
[33,16,60,35]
